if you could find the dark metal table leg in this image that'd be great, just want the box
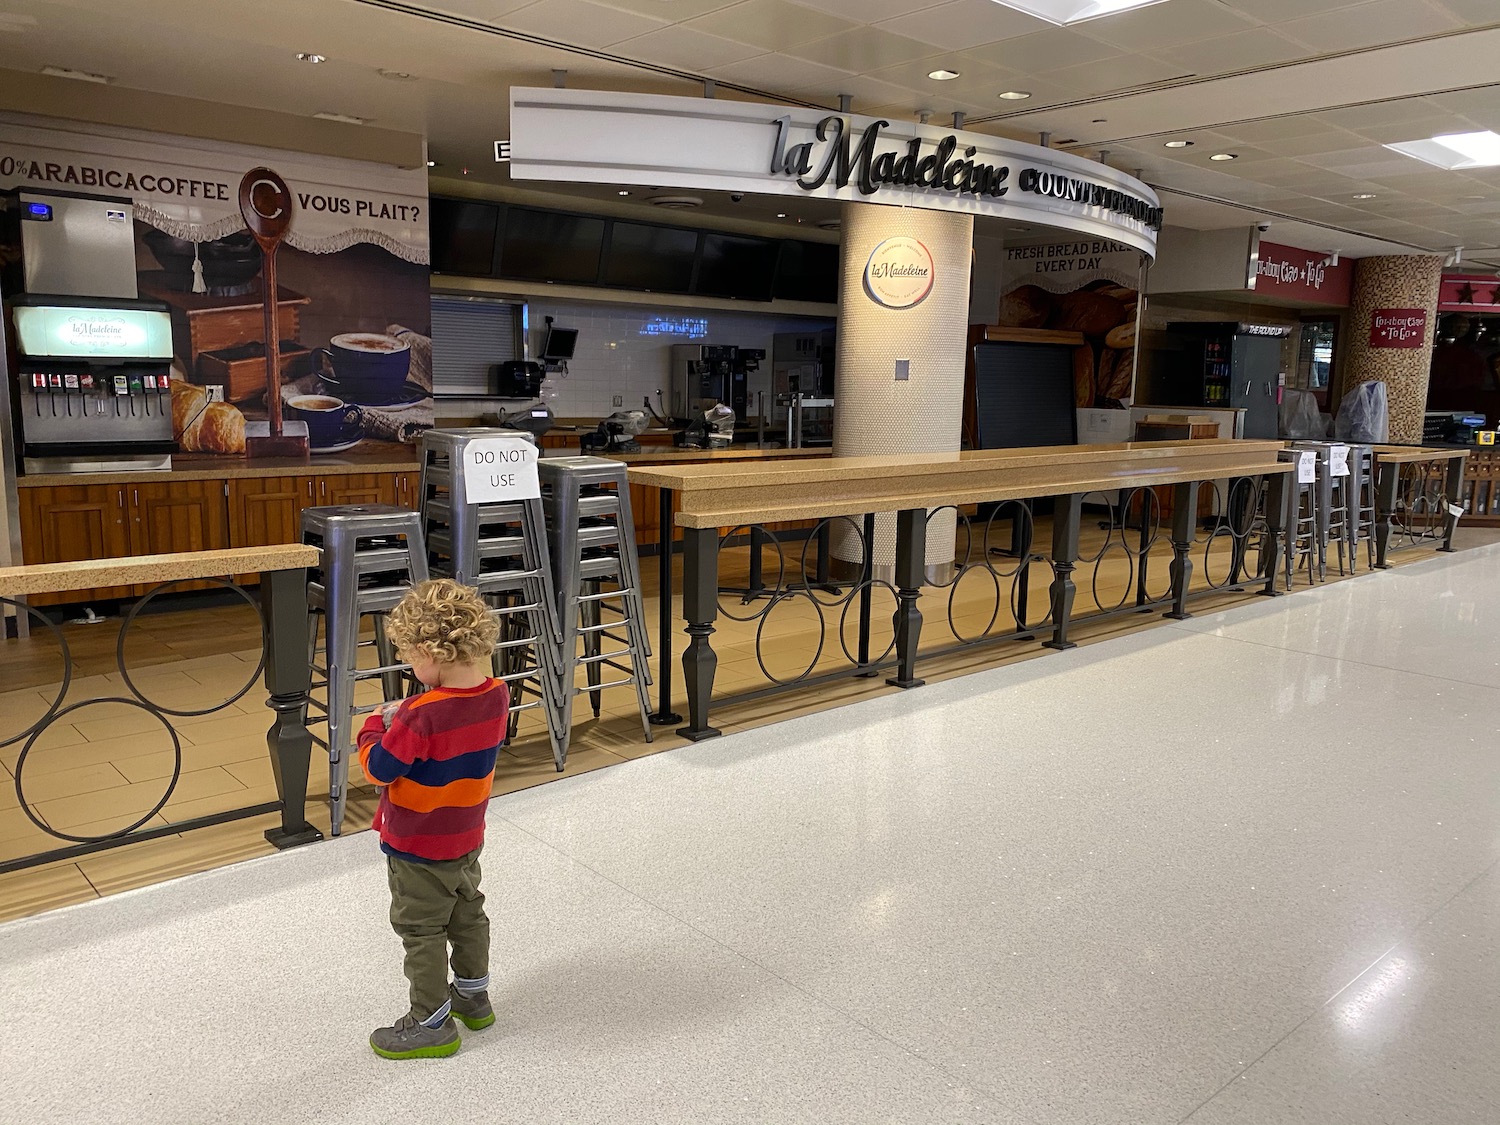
[816,521,835,592]
[747,526,765,600]
[1440,454,1465,552]
[857,512,876,674]
[1135,490,1152,607]
[678,527,721,742]
[261,567,323,850]
[888,508,926,689]
[1045,493,1082,651]
[652,486,682,725]
[1374,460,1398,569]
[1259,472,1288,597]
[1165,481,1196,620]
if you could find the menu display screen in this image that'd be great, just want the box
[603,222,697,293]
[500,208,605,284]
[697,233,777,301]
[429,197,500,276]
[12,304,174,359]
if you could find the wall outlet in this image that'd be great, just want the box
[205,385,226,403]
[612,395,623,407]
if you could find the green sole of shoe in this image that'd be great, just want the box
[454,1012,495,1031]
[369,1038,461,1060]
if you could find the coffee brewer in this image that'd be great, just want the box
[668,344,762,424]
[10,296,176,473]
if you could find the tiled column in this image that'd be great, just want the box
[833,202,973,577]
[1345,255,1443,443]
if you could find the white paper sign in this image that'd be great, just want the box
[463,437,540,503]
[1298,450,1317,484]
[1329,444,1350,477]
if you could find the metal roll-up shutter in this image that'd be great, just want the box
[431,296,522,395]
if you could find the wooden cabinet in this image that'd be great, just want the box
[315,473,395,508]
[19,484,133,605]
[394,471,421,510]
[127,480,231,595]
[227,476,309,549]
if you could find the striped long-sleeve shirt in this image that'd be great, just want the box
[356,679,510,862]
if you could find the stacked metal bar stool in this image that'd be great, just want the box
[538,457,655,751]
[1347,444,1377,571]
[302,504,428,836]
[1279,448,1321,588]
[1293,441,1354,580]
[417,428,569,769]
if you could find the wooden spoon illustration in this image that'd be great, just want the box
[238,167,308,456]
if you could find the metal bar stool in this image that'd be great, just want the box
[538,457,655,754]
[1293,441,1354,579]
[418,429,569,770]
[1279,448,1320,588]
[302,504,428,836]
[1347,444,1376,572]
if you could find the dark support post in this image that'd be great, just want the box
[1440,454,1465,552]
[1045,493,1083,651]
[857,512,876,673]
[1374,459,1398,569]
[678,526,722,742]
[1165,481,1196,620]
[816,521,834,590]
[1135,490,1152,607]
[261,567,322,850]
[651,486,681,725]
[1259,472,1288,598]
[888,508,926,689]
[1227,479,1250,587]
[747,526,765,597]
[1015,504,1032,634]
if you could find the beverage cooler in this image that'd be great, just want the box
[8,295,176,473]
[1148,322,1289,440]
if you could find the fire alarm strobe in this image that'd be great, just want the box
[239,166,310,458]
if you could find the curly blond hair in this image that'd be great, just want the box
[385,579,500,666]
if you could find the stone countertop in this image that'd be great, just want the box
[600,447,831,465]
[628,440,1294,528]
[1370,445,1472,463]
[0,545,321,596]
[19,448,421,487]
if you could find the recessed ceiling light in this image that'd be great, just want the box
[1352,193,1377,200]
[928,68,961,81]
[998,90,1032,101]
[426,160,437,168]
[618,190,631,196]
[296,52,327,64]
[777,213,788,218]
[40,65,111,84]
[313,111,368,125]
[1210,152,1238,161]
[1163,139,1193,148]
[985,0,1170,26]
[1386,130,1500,170]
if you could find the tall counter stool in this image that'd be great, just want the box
[417,429,569,770]
[1347,444,1377,571]
[1278,448,1321,589]
[1291,441,1354,580]
[538,457,656,754]
[302,504,428,836]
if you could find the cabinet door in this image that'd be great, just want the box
[19,484,133,605]
[228,476,310,548]
[316,473,397,508]
[128,480,231,595]
[393,471,421,511]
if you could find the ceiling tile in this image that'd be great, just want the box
[1251,131,1374,158]
[418,0,562,18]
[876,0,1047,50]
[784,26,940,71]
[789,72,926,112]
[1431,0,1500,27]
[705,50,852,90]
[1046,52,1194,99]
[1277,0,1463,52]
[1154,27,1311,74]
[502,0,669,48]
[1220,115,1357,142]
[613,24,766,69]
[791,0,946,20]
[969,26,1121,72]
[588,0,742,18]
[685,0,859,52]
[1219,0,1374,23]
[1353,116,1482,144]
[864,55,1025,104]
[1077,0,1256,51]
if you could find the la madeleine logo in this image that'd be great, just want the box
[864,237,935,309]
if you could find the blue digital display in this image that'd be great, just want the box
[639,316,708,340]
[25,202,53,220]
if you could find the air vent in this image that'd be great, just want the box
[816,219,842,231]
[648,195,704,210]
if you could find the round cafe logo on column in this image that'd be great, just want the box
[864,237,935,309]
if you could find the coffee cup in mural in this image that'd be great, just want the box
[288,393,363,447]
[313,332,411,400]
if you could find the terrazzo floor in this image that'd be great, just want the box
[1,543,1497,1125]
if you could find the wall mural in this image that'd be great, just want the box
[0,112,431,457]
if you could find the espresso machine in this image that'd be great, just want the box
[669,344,760,424]
[10,295,175,473]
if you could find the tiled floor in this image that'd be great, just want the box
[1,538,1496,1124]
[0,522,1471,922]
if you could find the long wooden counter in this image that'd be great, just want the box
[630,439,1290,528]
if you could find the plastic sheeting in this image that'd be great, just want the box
[1335,381,1390,443]
[1281,389,1327,440]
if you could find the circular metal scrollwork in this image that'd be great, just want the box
[117,577,267,716]
[0,597,72,751]
[14,697,182,843]
[838,580,899,666]
[754,591,826,685]
[716,525,787,622]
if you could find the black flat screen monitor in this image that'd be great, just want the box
[774,240,839,304]
[971,342,1078,449]
[429,197,499,276]
[541,326,578,360]
[500,208,604,284]
[603,222,697,293]
[696,233,777,301]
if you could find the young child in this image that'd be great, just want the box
[357,578,510,1060]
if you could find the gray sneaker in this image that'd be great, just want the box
[449,983,495,1031]
[369,1013,461,1059]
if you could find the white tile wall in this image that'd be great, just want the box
[525,297,835,418]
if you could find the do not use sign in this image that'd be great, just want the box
[463,437,541,502]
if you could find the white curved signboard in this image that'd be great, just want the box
[508,88,1161,259]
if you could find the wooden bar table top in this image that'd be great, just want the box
[1369,444,1471,464]
[0,545,320,596]
[628,439,1292,529]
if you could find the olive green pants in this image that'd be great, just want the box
[387,848,489,1021]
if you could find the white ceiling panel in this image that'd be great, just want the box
[1431,0,1500,26]
[1153,27,1310,74]
[588,0,742,16]
[969,26,1122,72]
[612,25,766,70]
[789,0,947,21]
[875,0,1047,51]
[1046,53,1185,99]
[1276,0,1464,52]
[1220,0,1372,22]
[684,0,858,52]
[784,26,942,72]
[501,0,670,48]
[705,51,851,91]
[1076,0,1256,51]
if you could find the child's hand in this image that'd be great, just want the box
[378,701,402,726]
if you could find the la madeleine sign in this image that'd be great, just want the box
[507,88,1161,259]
